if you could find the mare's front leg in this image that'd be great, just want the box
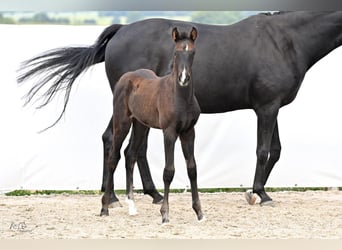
[180,128,204,221]
[250,104,280,206]
[160,129,177,224]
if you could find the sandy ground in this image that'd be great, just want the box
[0,190,341,239]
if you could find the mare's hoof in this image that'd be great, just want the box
[108,201,122,208]
[260,200,275,207]
[152,195,164,204]
[245,189,257,205]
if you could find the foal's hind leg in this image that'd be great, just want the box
[101,118,121,207]
[124,120,149,215]
[101,116,162,207]
[100,117,132,216]
[180,128,204,221]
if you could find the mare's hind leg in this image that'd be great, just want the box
[251,105,280,206]
[100,116,131,216]
[246,121,281,205]
[136,130,164,204]
[263,121,281,185]
[160,130,177,224]
[101,118,121,207]
[180,128,204,221]
[124,120,150,215]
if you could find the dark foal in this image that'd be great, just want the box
[100,27,204,224]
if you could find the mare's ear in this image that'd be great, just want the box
[190,27,198,42]
[172,27,179,42]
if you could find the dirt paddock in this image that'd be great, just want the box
[0,190,341,239]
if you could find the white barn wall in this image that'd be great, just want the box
[0,25,341,192]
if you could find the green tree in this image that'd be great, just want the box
[126,11,144,23]
[191,11,244,25]
[0,13,15,24]
[33,12,51,23]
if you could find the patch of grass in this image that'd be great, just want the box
[5,187,339,196]
[5,190,102,196]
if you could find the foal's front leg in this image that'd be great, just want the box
[160,130,177,224]
[180,128,204,221]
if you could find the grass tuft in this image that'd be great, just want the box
[5,187,339,196]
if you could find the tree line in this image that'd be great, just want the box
[0,11,259,25]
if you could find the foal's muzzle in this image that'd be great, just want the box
[178,73,191,87]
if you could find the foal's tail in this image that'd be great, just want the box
[17,24,123,130]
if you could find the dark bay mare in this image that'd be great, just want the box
[101,27,203,223]
[18,11,342,206]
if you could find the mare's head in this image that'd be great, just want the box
[171,27,198,87]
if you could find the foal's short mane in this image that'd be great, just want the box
[259,11,289,16]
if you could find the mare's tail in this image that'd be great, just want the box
[17,24,123,130]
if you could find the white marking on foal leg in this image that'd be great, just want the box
[125,197,138,215]
[245,189,257,205]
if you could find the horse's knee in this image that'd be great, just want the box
[124,146,136,162]
[163,168,175,184]
[187,165,197,181]
[108,149,121,167]
[269,148,281,163]
[102,127,112,146]
[256,149,269,166]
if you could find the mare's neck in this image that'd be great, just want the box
[280,12,342,70]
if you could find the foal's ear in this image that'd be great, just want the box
[190,27,198,42]
[172,27,179,42]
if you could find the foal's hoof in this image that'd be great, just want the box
[260,200,275,207]
[198,215,206,223]
[100,209,109,216]
[245,189,257,205]
[108,201,122,208]
[125,197,138,216]
[161,218,170,225]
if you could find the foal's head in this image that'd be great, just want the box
[171,27,198,87]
